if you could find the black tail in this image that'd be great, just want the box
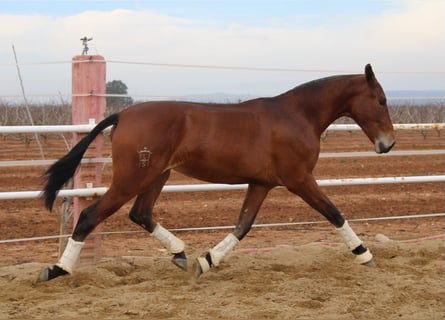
[42,113,119,211]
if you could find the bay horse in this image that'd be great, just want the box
[40,64,395,281]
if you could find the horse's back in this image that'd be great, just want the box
[116,100,270,144]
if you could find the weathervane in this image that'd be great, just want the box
[80,36,93,55]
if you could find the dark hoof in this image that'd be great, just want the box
[172,251,188,271]
[362,258,376,267]
[39,265,69,281]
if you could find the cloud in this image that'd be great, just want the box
[1,2,444,99]
[366,1,445,68]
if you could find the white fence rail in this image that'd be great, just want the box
[1,175,445,201]
[1,122,444,134]
[0,122,444,201]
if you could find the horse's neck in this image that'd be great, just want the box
[287,75,361,136]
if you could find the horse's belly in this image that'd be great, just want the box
[174,157,279,186]
[174,164,248,184]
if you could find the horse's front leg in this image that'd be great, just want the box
[288,174,375,266]
[195,184,271,277]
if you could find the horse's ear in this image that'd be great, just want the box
[365,64,375,84]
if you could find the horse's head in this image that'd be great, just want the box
[347,64,396,154]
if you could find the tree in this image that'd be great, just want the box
[106,80,134,107]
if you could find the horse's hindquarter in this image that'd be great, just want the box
[108,103,187,177]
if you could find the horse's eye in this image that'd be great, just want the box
[378,98,387,106]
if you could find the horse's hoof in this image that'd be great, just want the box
[172,251,188,270]
[362,258,376,267]
[195,256,211,278]
[194,259,204,278]
[39,265,69,281]
[39,267,51,281]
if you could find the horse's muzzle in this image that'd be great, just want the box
[375,139,396,154]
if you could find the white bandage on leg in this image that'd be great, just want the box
[209,233,239,267]
[151,223,185,254]
[337,220,374,264]
[56,237,85,274]
[336,220,362,250]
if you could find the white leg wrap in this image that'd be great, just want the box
[337,220,373,264]
[56,237,85,274]
[336,220,362,250]
[151,223,185,254]
[209,233,239,267]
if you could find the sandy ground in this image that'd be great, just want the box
[0,129,444,319]
[0,236,444,320]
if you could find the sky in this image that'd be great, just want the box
[0,0,444,102]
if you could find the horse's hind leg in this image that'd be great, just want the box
[40,187,134,281]
[128,170,187,270]
[288,174,374,266]
[195,184,271,277]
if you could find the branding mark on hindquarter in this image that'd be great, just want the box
[138,147,152,168]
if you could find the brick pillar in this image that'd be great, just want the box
[71,55,106,264]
